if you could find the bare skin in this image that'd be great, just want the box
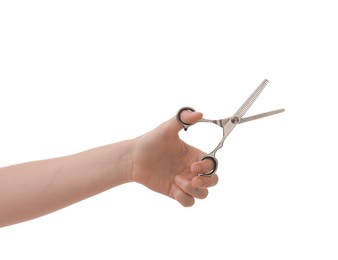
[0,110,218,227]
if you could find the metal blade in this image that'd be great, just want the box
[234,79,269,120]
[199,108,285,127]
[240,108,285,123]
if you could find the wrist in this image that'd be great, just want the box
[69,139,136,189]
[105,138,136,185]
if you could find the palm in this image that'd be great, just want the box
[132,123,203,197]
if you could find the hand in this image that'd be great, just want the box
[131,109,219,206]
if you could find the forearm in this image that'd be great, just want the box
[0,139,135,227]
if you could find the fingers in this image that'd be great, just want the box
[191,174,219,189]
[191,160,219,188]
[171,158,219,207]
[171,173,219,207]
[191,159,215,176]
[170,183,195,207]
[163,107,219,207]
[175,175,208,199]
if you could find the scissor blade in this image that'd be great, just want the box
[240,108,285,123]
[214,79,270,150]
[234,79,269,120]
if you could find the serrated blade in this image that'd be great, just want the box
[234,79,269,120]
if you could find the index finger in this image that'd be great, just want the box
[191,159,219,188]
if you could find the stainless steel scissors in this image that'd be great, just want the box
[176,79,284,177]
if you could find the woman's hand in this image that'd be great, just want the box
[131,109,219,206]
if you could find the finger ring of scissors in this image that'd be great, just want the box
[176,106,196,131]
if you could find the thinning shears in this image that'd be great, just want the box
[176,79,284,177]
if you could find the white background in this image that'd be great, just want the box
[0,1,337,259]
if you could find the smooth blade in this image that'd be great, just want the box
[240,108,285,123]
[200,109,285,127]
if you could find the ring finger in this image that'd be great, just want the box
[175,175,208,199]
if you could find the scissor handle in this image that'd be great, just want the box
[177,107,218,176]
[176,107,196,131]
[199,154,218,177]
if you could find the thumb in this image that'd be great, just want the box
[164,108,203,134]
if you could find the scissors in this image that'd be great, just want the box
[176,79,285,177]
